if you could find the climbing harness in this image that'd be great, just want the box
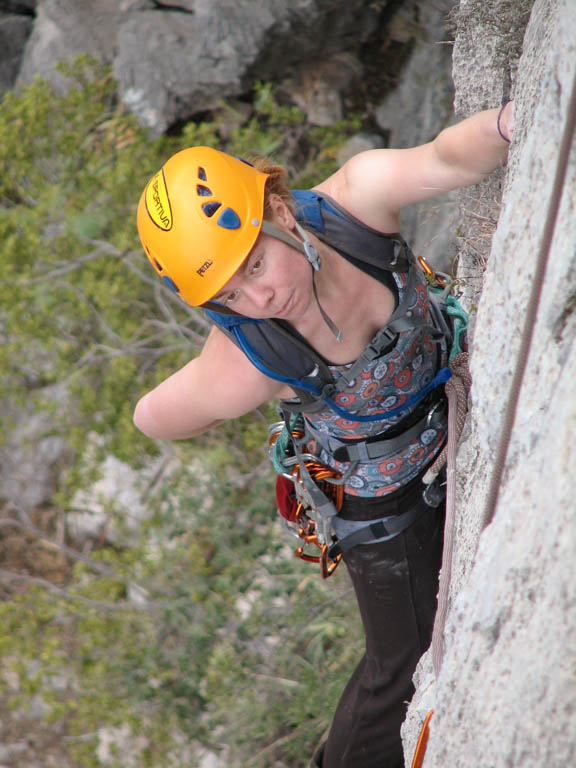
[265,253,468,578]
[269,418,346,578]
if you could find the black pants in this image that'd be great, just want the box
[320,473,445,768]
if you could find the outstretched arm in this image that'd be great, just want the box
[133,326,288,440]
[317,102,514,232]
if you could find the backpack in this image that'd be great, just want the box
[204,189,462,422]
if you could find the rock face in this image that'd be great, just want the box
[374,0,458,269]
[7,0,456,146]
[13,0,384,135]
[403,1,576,766]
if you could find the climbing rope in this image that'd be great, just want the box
[426,352,471,679]
[423,353,471,487]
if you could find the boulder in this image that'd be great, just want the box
[0,396,71,512]
[114,0,381,136]
[16,0,122,94]
[0,14,33,94]
[13,0,385,135]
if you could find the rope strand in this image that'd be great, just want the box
[481,69,576,533]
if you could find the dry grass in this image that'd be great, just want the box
[453,171,506,307]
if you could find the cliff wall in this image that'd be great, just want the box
[404,1,576,765]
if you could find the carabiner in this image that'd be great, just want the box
[320,544,342,578]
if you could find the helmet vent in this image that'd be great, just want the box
[153,259,163,272]
[198,167,207,181]
[202,201,222,218]
[217,207,241,230]
[197,184,213,196]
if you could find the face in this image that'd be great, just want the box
[211,198,314,320]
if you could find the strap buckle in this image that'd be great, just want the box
[365,327,398,360]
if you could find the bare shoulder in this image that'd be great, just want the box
[314,142,457,231]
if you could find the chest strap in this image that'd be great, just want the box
[333,266,443,392]
[305,390,447,463]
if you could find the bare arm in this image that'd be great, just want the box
[133,326,288,440]
[316,103,514,231]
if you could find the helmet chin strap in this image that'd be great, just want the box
[260,220,343,342]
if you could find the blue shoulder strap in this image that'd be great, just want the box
[292,189,410,275]
[205,307,263,329]
[291,189,327,233]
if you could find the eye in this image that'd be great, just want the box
[223,289,240,305]
[249,255,264,275]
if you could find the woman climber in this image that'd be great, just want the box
[133,101,514,768]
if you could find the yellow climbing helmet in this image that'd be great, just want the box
[137,146,269,306]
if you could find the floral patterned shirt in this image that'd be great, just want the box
[303,266,447,497]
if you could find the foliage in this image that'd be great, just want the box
[0,57,362,474]
[0,461,362,767]
[0,58,366,766]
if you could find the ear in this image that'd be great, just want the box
[268,194,296,230]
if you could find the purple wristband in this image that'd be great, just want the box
[497,105,511,143]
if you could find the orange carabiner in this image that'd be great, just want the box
[294,526,322,564]
[320,544,342,578]
[293,520,342,578]
[418,255,447,288]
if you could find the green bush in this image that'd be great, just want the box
[0,464,362,766]
[0,59,365,766]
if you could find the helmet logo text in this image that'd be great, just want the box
[197,260,213,276]
[145,170,173,231]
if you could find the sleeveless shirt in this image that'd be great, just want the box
[303,267,447,497]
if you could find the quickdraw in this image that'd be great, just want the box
[269,421,345,578]
[290,461,343,578]
[418,255,469,362]
[418,254,448,289]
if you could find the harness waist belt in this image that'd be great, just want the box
[329,501,427,558]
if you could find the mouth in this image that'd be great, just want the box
[275,293,293,317]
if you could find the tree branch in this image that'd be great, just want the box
[1,504,155,598]
[0,568,150,612]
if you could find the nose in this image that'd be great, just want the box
[243,282,274,310]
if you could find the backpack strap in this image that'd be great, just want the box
[292,189,411,275]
